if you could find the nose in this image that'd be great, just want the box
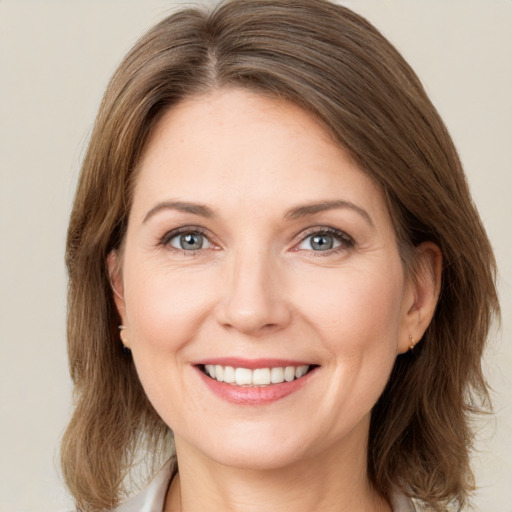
[216,249,292,336]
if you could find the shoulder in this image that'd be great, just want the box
[111,459,176,512]
[390,491,416,512]
[392,494,458,512]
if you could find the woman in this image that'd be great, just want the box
[61,1,499,511]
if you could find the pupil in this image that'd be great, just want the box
[312,234,333,251]
[181,233,202,250]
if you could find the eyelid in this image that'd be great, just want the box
[292,226,355,254]
[159,225,219,253]
[158,224,354,256]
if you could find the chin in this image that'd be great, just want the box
[203,440,312,471]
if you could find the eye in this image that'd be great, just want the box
[167,231,212,251]
[299,233,340,251]
[296,228,353,253]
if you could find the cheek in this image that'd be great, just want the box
[123,262,216,356]
[121,263,218,424]
[293,262,406,428]
[296,263,406,347]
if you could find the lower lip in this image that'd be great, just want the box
[196,367,316,405]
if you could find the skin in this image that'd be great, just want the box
[110,88,441,512]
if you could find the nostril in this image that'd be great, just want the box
[217,299,292,335]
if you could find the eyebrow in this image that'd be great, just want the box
[143,201,215,223]
[284,200,374,227]
[142,199,373,227]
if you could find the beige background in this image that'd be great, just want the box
[0,1,510,511]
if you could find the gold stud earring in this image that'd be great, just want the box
[408,334,417,351]
[118,325,130,351]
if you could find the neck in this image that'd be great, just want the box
[164,430,391,512]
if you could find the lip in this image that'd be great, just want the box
[194,359,318,406]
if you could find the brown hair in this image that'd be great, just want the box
[62,1,499,510]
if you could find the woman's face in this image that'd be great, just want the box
[112,88,421,470]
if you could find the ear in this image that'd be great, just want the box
[398,241,442,353]
[107,250,127,325]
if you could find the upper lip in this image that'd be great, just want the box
[193,357,316,369]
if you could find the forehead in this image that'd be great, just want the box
[132,87,388,226]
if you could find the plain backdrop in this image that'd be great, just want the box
[0,1,510,511]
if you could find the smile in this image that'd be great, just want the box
[202,364,310,386]
[195,359,318,405]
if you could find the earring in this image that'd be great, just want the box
[408,334,417,351]
[118,325,130,353]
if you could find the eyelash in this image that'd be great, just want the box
[294,227,355,257]
[159,226,214,256]
[158,226,355,256]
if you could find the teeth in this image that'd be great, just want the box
[284,366,295,382]
[252,368,271,386]
[295,366,308,378]
[223,365,236,383]
[203,364,310,386]
[235,367,252,386]
[270,367,284,383]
